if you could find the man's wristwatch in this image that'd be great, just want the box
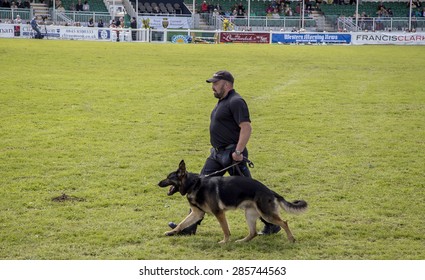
[235,150,242,156]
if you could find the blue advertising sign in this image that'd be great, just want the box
[98,29,111,40]
[272,33,351,44]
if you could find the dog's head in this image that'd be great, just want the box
[158,160,187,196]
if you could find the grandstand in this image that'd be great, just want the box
[130,0,189,15]
[59,0,108,12]
[319,1,412,17]
[0,0,422,31]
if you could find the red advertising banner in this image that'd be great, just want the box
[220,32,270,44]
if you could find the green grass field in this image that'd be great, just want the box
[0,39,424,260]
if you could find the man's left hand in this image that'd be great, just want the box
[232,152,243,162]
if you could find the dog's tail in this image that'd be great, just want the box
[275,193,308,214]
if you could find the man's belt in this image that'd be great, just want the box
[213,144,236,152]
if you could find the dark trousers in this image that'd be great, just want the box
[198,145,275,228]
[32,25,42,39]
[200,145,251,177]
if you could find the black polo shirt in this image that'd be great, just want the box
[209,89,251,148]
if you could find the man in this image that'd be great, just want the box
[30,16,42,39]
[130,17,137,41]
[168,70,281,235]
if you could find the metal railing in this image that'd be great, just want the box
[338,17,425,32]
[0,8,31,22]
[52,10,112,26]
[208,14,317,32]
[2,7,425,32]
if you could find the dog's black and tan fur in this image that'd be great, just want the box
[158,160,308,243]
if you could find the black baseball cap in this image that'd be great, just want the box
[206,70,234,84]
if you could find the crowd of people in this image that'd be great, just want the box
[1,0,30,9]
[0,0,92,11]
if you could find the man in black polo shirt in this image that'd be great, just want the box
[201,70,251,177]
[168,70,280,235]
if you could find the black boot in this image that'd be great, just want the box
[168,220,201,235]
[258,218,281,235]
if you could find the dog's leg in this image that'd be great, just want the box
[236,208,259,242]
[277,219,295,243]
[265,215,296,243]
[215,211,231,244]
[165,207,205,236]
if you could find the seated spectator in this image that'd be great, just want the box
[215,3,222,14]
[57,4,65,11]
[266,5,274,14]
[377,1,386,11]
[68,1,75,10]
[272,8,280,19]
[97,19,104,27]
[83,0,89,11]
[285,7,293,16]
[10,1,17,8]
[208,3,214,13]
[236,8,245,18]
[88,17,94,27]
[237,2,245,13]
[75,0,83,11]
[14,14,21,23]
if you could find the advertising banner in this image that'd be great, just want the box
[0,24,15,38]
[272,33,351,44]
[220,32,270,43]
[351,32,425,45]
[138,16,192,30]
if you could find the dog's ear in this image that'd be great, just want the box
[178,160,186,178]
[179,160,185,170]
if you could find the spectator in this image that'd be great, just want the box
[130,16,137,41]
[82,0,89,11]
[116,17,124,28]
[97,19,104,27]
[410,0,422,8]
[2,0,11,8]
[88,17,94,27]
[285,7,293,16]
[14,14,21,23]
[10,1,17,8]
[377,1,386,11]
[75,0,83,11]
[208,2,214,12]
[272,8,280,19]
[215,3,222,14]
[201,1,208,13]
[213,8,219,17]
[237,2,245,13]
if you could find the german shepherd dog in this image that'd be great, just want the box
[158,160,308,243]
